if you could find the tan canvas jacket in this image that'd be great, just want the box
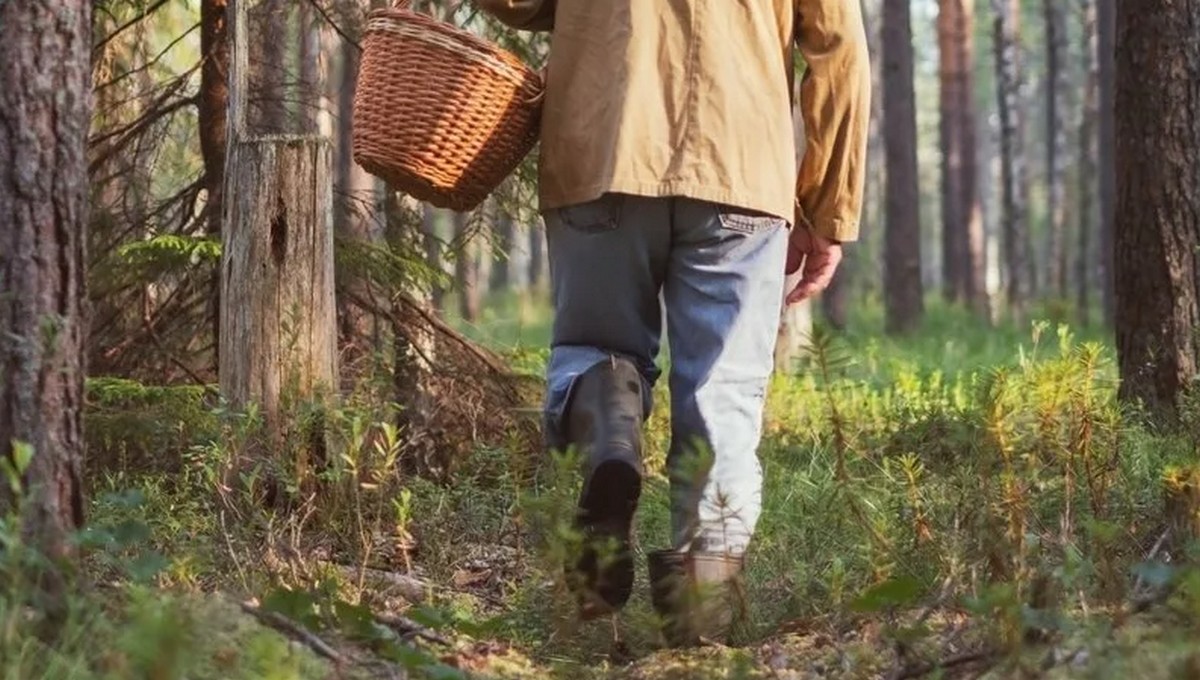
[477,0,870,242]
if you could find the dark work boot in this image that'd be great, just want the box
[563,356,644,619]
[648,548,748,647]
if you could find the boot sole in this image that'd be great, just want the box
[574,459,641,619]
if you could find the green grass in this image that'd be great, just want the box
[6,291,1200,679]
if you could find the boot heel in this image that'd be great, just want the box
[647,549,748,648]
[575,459,641,619]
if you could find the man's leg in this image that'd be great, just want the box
[648,197,787,645]
[542,192,670,617]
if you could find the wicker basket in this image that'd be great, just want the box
[352,0,544,212]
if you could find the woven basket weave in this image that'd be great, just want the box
[352,0,544,212]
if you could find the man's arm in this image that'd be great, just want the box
[474,0,555,31]
[793,0,871,243]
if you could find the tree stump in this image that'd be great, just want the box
[220,136,337,454]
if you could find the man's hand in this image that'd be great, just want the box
[785,226,843,305]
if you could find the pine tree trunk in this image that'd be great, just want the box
[1043,0,1069,298]
[939,0,967,303]
[883,0,925,334]
[0,0,90,577]
[424,205,446,312]
[334,0,375,345]
[298,0,320,134]
[454,213,482,323]
[1113,0,1200,414]
[491,211,515,292]
[201,0,229,371]
[992,0,1032,318]
[251,0,289,133]
[528,221,546,290]
[1075,0,1098,327]
[1097,0,1116,327]
[961,0,988,317]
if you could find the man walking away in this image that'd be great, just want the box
[477,0,870,647]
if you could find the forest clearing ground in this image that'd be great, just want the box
[9,299,1200,679]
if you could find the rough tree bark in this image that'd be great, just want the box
[0,0,90,574]
[992,0,1032,318]
[201,0,229,369]
[883,0,924,334]
[1075,0,1098,326]
[1043,0,1069,298]
[220,140,338,448]
[1113,0,1200,414]
[1097,0,1116,327]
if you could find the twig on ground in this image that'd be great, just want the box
[891,648,997,680]
[375,613,453,646]
[240,602,344,664]
[323,561,429,603]
[1132,527,1171,594]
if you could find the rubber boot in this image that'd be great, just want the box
[648,549,748,647]
[562,356,644,619]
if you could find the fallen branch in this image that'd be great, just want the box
[240,602,344,664]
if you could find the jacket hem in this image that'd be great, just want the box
[538,180,796,227]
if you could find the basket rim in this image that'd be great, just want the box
[365,8,540,74]
[363,17,542,94]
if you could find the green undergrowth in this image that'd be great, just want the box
[7,300,1200,679]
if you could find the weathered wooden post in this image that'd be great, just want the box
[220,0,337,463]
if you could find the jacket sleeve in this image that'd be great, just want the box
[793,0,871,243]
[474,0,555,31]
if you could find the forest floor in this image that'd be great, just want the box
[7,297,1200,679]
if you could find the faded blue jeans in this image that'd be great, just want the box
[541,193,788,556]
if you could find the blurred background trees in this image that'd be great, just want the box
[80,0,1198,424]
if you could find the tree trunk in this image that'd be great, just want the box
[1113,0,1200,414]
[1043,0,1069,298]
[992,0,1032,318]
[491,211,515,292]
[201,0,229,371]
[334,0,376,345]
[424,205,446,312]
[454,213,482,323]
[0,0,90,576]
[883,0,924,334]
[528,220,546,291]
[1075,0,1098,326]
[961,0,988,317]
[1097,0,1116,327]
[250,0,289,133]
[939,0,967,303]
[863,0,887,320]
[822,257,852,330]
[298,0,320,134]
